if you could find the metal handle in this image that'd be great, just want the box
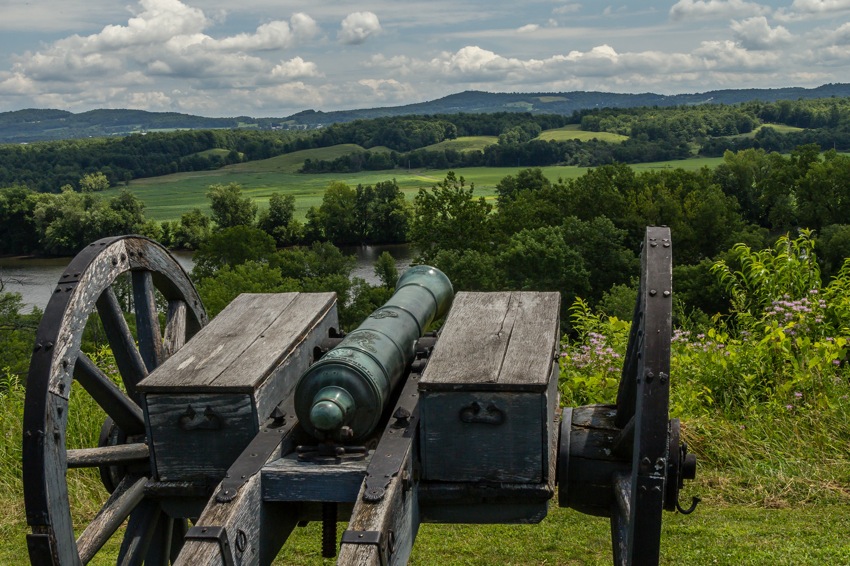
[178,405,222,431]
[459,401,505,425]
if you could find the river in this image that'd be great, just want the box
[0,244,413,313]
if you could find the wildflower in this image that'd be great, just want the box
[785,404,794,410]
[794,392,803,399]
[833,359,842,366]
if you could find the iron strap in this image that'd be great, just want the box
[185,526,235,566]
[215,406,294,503]
[362,371,422,503]
[340,530,391,566]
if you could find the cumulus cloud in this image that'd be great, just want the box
[270,56,321,80]
[517,24,540,33]
[776,0,850,20]
[730,17,794,49]
[338,12,381,45]
[670,0,770,21]
[217,16,318,51]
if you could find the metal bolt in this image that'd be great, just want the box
[649,289,657,296]
[663,290,671,297]
[650,242,657,247]
[646,371,654,382]
[659,372,668,384]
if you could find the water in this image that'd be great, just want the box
[0,244,413,312]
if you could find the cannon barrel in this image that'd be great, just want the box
[294,265,453,442]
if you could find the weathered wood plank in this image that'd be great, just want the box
[420,391,547,483]
[76,475,147,564]
[262,453,368,503]
[337,449,418,566]
[419,291,560,390]
[162,299,187,359]
[132,269,164,372]
[139,293,299,390]
[174,431,297,566]
[66,443,149,469]
[418,291,560,486]
[144,393,256,482]
[139,292,337,393]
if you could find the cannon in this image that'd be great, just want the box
[22,226,696,565]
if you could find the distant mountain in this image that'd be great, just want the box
[4,83,850,143]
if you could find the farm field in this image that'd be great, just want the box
[536,123,629,143]
[111,150,724,222]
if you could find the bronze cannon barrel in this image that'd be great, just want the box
[294,265,453,442]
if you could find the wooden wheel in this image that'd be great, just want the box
[610,226,673,565]
[23,236,207,565]
[558,227,696,565]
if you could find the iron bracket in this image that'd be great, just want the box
[341,529,392,566]
[362,371,421,503]
[185,526,235,566]
[215,405,293,503]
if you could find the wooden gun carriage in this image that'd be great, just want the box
[23,226,696,565]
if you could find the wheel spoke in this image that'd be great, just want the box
[133,270,164,372]
[170,519,188,562]
[74,353,145,436]
[163,299,188,360]
[67,444,149,469]
[117,499,162,566]
[610,472,631,566]
[140,513,174,566]
[96,287,148,400]
[76,475,147,565]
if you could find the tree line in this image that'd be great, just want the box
[6,99,850,193]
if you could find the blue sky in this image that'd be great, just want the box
[1,0,849,117]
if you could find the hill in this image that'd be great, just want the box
[4,83,850,143]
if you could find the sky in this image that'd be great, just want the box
[1,0,850,117]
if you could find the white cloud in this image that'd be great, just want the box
[338,12,382,45]
[776,0,850,20]
[518,24,540,33]
[553,3,582,16]
[270,56,321,80]
[669,0,770,21]
[730,17,794,49]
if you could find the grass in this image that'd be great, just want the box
[109,150,724,222]
[423,136,498,152]
[536,124,629,143]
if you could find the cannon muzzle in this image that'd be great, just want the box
[294,265,453,442]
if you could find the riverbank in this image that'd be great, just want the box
[0,244,412,312]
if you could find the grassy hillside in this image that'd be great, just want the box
[423,135,499,152]
[116,155,723,222]
[536,124,629,143]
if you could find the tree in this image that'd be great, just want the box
[317,182,359,244]
[192,226,276,280]
[196,261,300,317]
[373,252,398,288]
[410,172,492,263]
[0,186,38,254]
[258,193,301,246]
[173,208,212,250]
[207,183,257,229]
[367,180,410,243]
[79,172,110,192]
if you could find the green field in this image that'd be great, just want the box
[423,135,498,152]
[113,150,723,222]
[536,124,629,143]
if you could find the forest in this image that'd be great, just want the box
[5,96,850,192]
